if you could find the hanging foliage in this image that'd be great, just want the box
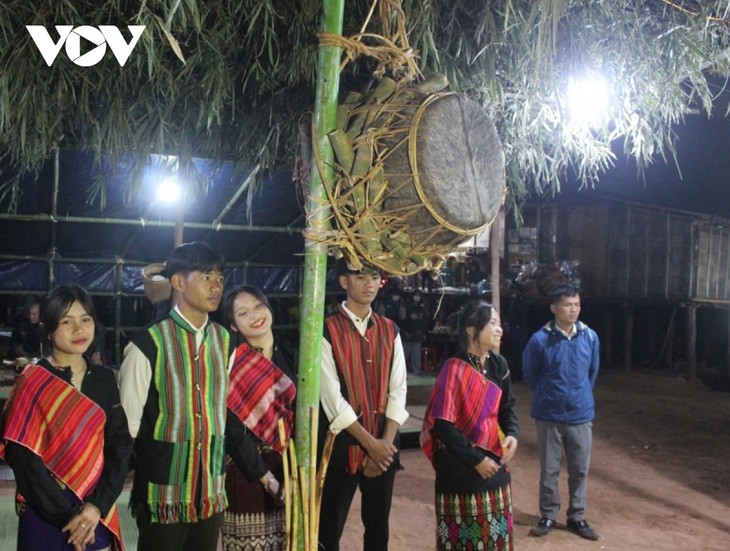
[0,1,728,216]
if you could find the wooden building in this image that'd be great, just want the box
[516,197,730,380]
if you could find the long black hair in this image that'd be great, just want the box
[457,299,495,353]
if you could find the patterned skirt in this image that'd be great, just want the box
[221,454,286,551]
[435,483,513,551]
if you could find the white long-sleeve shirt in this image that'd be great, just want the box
[319,302,409,433]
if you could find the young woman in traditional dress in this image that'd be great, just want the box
[1,285,132,551]
[221,285,297,551]
[420,299,520,551]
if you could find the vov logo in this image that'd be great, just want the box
[26,25,145,67]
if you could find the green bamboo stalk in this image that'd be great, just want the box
[295,0,345,548]
[327,129,355,172]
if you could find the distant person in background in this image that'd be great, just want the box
[11,295,42,359]
[523,286,600,541]
[1,284,132,551]
[221,285,297,551]
[399,290,430,375]
[376,291,403,322]
[466,258,484,285]
[421,299,519,551]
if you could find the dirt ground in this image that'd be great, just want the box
[341,370,730,550]
[1,369,728,550]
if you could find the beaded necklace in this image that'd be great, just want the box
[467,352,488,377]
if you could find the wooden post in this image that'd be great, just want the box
[665,305,675,370]
[726,309,730,375]
[174,206,184,247]
[623,301,633,372]
[686,303,697,380]
[604,305,613,370]
[490,209,502,314]
[648,305,657,365]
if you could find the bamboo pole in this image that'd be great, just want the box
[0,212,301,233]
[309,408,318,546]
[288,440,300,550]
[491,209,502,314]
[295,0,345,548]
[299,464,310,551]
[49,147,59,288]
[278,419,292,549]
[315,430,336,525]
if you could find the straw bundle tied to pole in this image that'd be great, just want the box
[279,410,335,551]
[308,1,506,276]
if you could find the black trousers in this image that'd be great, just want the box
[318,433,399,551]
[136,512,222,551]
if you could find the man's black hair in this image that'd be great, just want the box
[549,285,578,305]
[335,257,380,278]
[166,241,225,278]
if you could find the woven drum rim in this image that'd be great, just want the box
[408,92,501,236]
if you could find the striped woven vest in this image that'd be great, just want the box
[325,307,396,471]
[144,310,230,523]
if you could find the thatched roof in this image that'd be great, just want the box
[0,0,729,217]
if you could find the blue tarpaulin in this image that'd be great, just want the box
[0,150,306,295]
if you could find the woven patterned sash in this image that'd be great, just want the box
[0,364,123,549]
[227,343,296,453]
[420,357,503,465]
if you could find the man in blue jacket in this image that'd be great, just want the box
[522,286,600,541]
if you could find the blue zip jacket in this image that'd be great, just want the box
[522,320,600,425]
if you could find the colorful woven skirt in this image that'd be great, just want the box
[435,484,513,551]
[221,456,286,551]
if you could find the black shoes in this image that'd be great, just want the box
[530,517,599,540]
[529,517,555,537]
[567,519,599,541]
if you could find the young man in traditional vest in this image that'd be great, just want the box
[318,260,409,551]
[119,241,230,551]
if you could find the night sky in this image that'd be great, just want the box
[563,84,730,219]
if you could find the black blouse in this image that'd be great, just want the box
[225,344,297,481]
[4,359,133,527]
[432,351,519,494]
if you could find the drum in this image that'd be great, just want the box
[324,79,506,275]
[382,93,505,247]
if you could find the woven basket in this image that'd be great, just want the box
[142,262,171,304]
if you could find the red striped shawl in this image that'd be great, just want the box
[0,364,123,550]
[420,357,503,466]
[227,343,296,453]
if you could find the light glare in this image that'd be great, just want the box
[156,178,181,203]
[567,75,610,126]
